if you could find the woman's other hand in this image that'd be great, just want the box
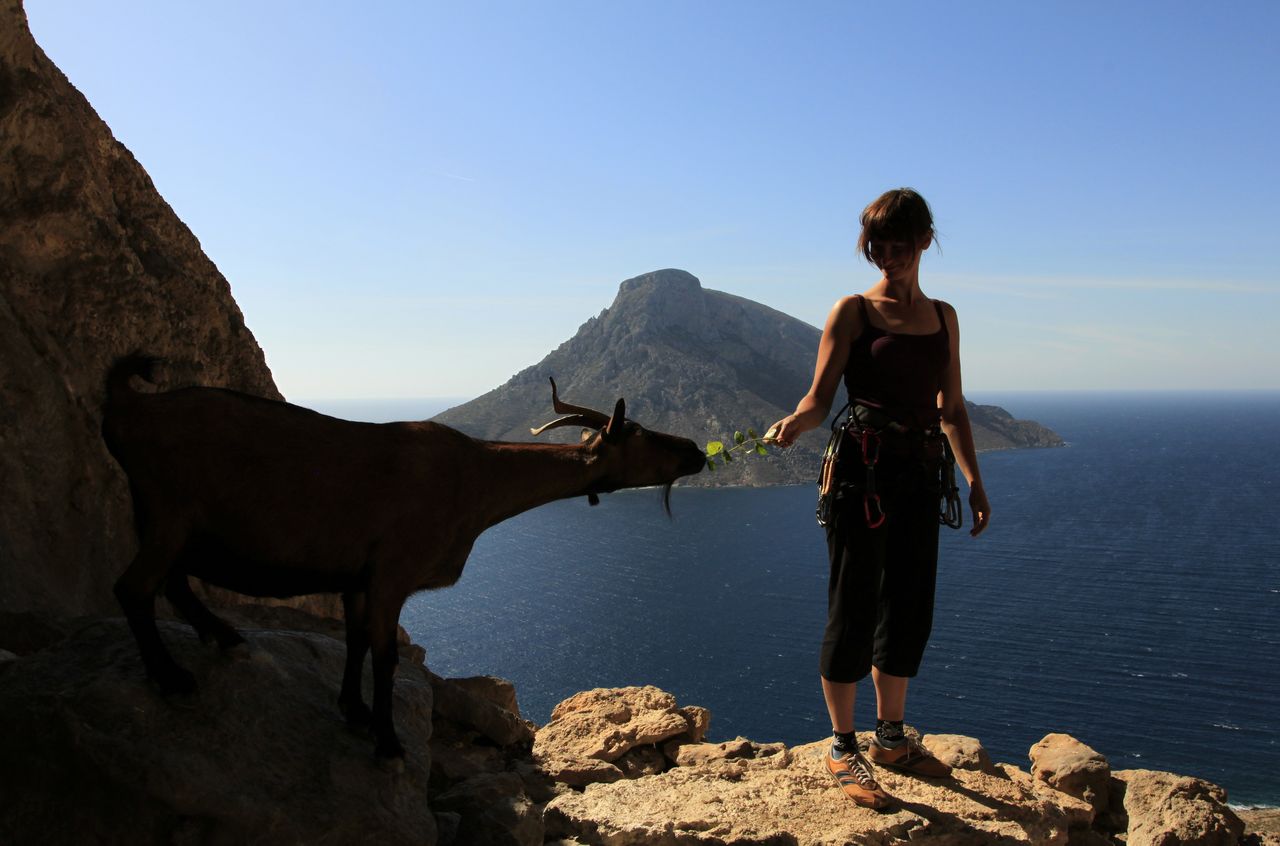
[968,483,990,537]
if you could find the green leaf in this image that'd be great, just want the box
[723,450,734,462]
[747,428,759,440]
[755,443,768,456]
[706,458,716,471]
[706,441,724,456]
[734,431,745,445]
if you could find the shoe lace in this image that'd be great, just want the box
[841,752,880,788]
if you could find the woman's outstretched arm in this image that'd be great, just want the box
[936,301,991,536]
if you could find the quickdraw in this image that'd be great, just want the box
[939,437,963,529]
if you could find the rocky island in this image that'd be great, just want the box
[1,3,1268,844]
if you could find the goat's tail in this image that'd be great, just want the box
[105,352,161,407]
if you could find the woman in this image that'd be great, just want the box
[769,188,990,810]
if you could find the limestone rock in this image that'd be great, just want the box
[1030,732,1113,814]
[0,617,436,845]
[534,685,705,785]
[923,732,997,773]
[681,704,712,742]
[616,745,670,778]
[431,672,534,748]
[537,756,625,788]
[1114,769,1244,846]
[0,0,338,623]
[433,772,542,846]
[1237,807,1280,845]
[546,740,1089,845]
[450,674,522,718]
[670,737,787,768]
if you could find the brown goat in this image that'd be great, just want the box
[101,354,705,762]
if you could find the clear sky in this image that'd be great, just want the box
[26,1,1280,399]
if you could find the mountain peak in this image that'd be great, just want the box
[617,268,702,296]
[609,269,707,336]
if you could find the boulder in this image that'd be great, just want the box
[1030,732,1113,815]
[669,737,787,767]
[0,617,436,845]
[1114,769,1245,846]
[923,733,997,773]
[449,674,522,718]
[534,686,706,785]
[433,771,542,846]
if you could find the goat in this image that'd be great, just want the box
[101,354,705,762]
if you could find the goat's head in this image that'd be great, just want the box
[531,378,705,509]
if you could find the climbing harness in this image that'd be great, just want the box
[817,403,964,530]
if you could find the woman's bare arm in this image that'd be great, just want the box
[936,301,990,536]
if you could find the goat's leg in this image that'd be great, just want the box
[367,599,404,761]
[114,528,195,695]
[164,573,246,651]
[338,590,372,727]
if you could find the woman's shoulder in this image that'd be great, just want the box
[828,295,867,332]
[929,298,958,320]
[930,298,960,336]
[832,293,869,317]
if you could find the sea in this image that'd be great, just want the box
[310,392,1280,808]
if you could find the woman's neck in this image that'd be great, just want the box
[871,273,925,306]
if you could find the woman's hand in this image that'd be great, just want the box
[968,482,990,537]
[766,415,800,447]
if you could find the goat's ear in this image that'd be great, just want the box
[602,398,626,443]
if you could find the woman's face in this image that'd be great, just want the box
[869,234,929,278]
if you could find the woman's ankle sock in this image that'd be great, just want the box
[832,730,859,758]
[875,719,906,748]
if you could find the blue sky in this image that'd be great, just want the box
[27,2,1279,399]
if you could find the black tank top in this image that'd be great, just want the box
[843,296,950,429]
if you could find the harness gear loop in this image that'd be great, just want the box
[815,402,849,528]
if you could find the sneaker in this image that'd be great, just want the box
[825,749,893,809]
[866,735,952,778]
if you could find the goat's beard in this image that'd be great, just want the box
[661,482,674,518]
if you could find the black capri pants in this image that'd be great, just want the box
[819,450,942,683]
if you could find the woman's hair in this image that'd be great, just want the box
[856,188,937,263]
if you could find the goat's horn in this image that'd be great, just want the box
[531,414,605,437]
[548,377,609,427]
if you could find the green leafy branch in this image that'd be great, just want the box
[705,427,775,471]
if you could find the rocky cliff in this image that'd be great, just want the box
[1,622,1269,845]
[434,269,1064,487]
[0,1,334,622]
